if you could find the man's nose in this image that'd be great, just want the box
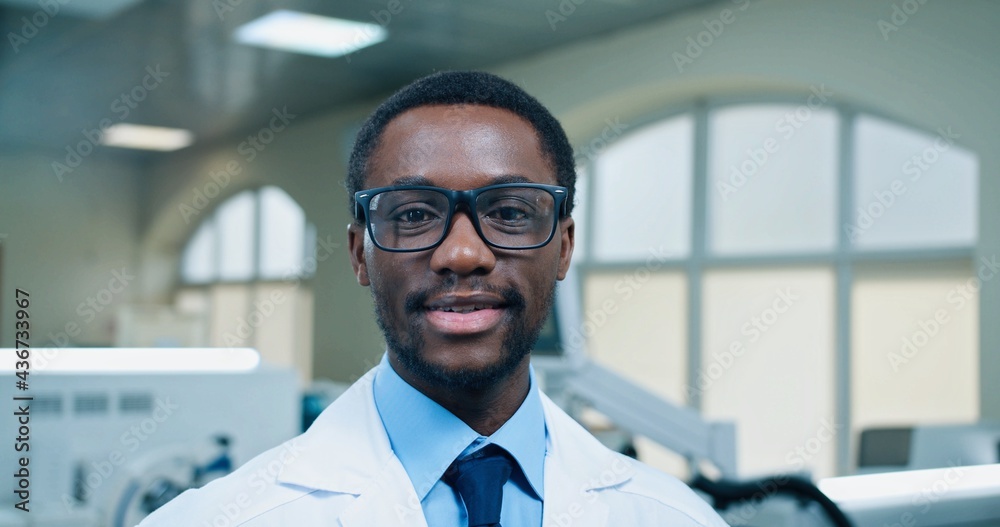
[429,212,497,276]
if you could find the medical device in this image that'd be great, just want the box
[0,348,298,527]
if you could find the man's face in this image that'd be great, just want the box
[348,104,574,390]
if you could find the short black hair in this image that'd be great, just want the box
[346,70,576,219]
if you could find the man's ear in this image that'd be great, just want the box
[347,223,371,286]
[556,217,575,281]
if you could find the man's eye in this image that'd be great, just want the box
[395,208,435,223]
[491,207,528,222]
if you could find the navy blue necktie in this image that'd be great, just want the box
[443,444,513,527]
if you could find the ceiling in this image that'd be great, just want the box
[0,0,718,158]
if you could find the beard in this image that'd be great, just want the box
[371,278,554,391]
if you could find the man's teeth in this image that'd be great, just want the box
[430,304,495,313]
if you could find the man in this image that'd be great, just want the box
[140,71,728,526]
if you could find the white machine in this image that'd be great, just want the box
[856,423,1000,474]
[0,348,299,527]
[820,463,1000,527]
[815,423,1000,527]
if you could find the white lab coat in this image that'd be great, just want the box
[138,367,729,526]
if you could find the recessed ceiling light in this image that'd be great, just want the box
[234,10,387,58]
[100,123,194,151]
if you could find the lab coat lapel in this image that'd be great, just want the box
[277,368,388,494]
[277,367,429,526]
[543,466,611,527]
[540,393,634,527]
[336,456,429,527]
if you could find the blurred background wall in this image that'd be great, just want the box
[1,0,997,479]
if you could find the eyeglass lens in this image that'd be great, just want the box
[367,187,556,250]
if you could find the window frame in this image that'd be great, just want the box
[176,186,316,379]
[179,185,316,286]
[572,97,978,476]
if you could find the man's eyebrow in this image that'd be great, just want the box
[387,174,534,187]
[388,175,433,186]
[491,174,532,185]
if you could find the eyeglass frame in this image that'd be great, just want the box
[353,182,571,253]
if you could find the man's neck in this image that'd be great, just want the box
[388,356,531,437]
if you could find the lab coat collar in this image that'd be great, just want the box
[277,367,390,495]
[540,392,636,491]
[277,367,432,526]
[277,363,637,527]
[539,391,637,527]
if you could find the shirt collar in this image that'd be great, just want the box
[372,353,547,500]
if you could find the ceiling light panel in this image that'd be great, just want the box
[234,10,387,58]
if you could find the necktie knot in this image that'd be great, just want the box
[443,444,513,527]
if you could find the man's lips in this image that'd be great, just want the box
[423,293,506,335]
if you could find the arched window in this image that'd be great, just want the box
[175,186,316,379]
[573,102,979,480]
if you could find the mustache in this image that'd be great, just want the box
[404,282,527,314]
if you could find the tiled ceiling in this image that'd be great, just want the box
[0,0,718,157]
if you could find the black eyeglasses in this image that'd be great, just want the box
[354,183,569,252]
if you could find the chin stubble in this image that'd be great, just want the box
[371,281,554,391]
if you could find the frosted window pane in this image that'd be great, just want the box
[851,115,978,249]
[217,190,255,281]
[851,264,979,435]
[254,283,304,377]
[259,186,306,278]
[571,166,589,262]
[208,284,251,347]
[701,267,836,479]
[294,287,314,380]
[175,288,209,316]
[181,220,215,283]
[249,284,314,380]
[708,105,838,255]
[593,115,692,261]
[583,271,687,405]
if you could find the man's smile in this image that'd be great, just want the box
[423,292,508,335]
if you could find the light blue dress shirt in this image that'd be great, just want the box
[373,354,546,527]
